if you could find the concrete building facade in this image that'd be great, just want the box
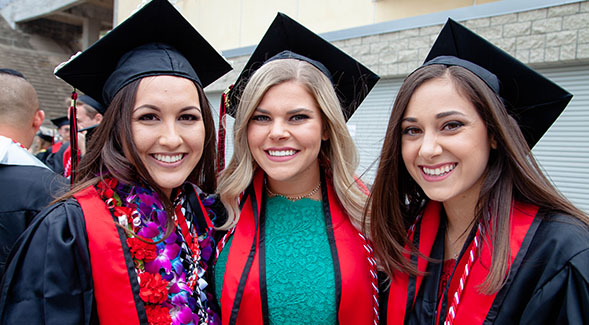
[203,0,589,212]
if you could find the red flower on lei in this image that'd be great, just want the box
[127,237,157,262]
[139,272,169,304]
[145,305,172,325]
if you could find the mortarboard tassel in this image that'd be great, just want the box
[68,90,79,184]
[216,85,233,174]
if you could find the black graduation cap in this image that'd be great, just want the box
[423,18,572,148]
[36,129,54,142]
[50,116,69,128]
[78,94,105,115]
[54,0,232,107]
[226,12,380,121]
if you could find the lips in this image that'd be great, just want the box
[152,153,184,163]
[267,149,298,157]
[421,163,457,177]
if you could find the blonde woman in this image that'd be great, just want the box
[214,13,380,325]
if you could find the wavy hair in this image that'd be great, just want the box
[56,77,217,238]
[368,64,588,293]
[218,59,368,230]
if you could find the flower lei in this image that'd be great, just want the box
[95,177,220,325]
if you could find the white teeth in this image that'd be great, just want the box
[154,153,183,163]
[267,149,296,157]
[422,164,456,176]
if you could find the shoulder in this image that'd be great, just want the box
[533,211,589,256]
[519,211,589,287]
[29,197,86,232]
[0,165,67,212]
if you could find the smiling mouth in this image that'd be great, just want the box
[153,153,184,163]
[421,163,457,176]
[267,149,298,157]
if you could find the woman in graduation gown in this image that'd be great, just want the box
[0,0,231,324]
[213,13,380,325]
[369,18,589,324]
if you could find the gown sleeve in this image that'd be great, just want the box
[0,199,96,324]
[493,214,589,324]
[519,248,589,324]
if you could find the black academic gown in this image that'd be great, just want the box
[39,141,69,176]
[0,183,223,324]
[380,201,589,325]
[0,164,67,282]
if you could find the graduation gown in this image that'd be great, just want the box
[0,136,67,281]
[0,182,220,324]
[39,141,71,177]
[381,200,589,324]
[217,170,378,325]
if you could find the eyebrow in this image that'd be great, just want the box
[254,107,314,114]
[402,110,466,122]
[133,105,201,113]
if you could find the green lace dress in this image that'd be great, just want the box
[215,195,337,324]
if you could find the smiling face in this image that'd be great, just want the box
[131,75,205,197]
[247,81,327,194]
[401,76,492,209]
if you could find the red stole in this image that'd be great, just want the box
[220,171,375,325]
[74,186,142,325]
[75,184,213,325]
[50,142,62,153]
[387,200,538,324]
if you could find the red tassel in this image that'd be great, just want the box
[68,90,79,184]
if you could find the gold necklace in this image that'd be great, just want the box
[266,183,321,202]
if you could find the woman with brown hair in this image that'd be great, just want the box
[0,1,231,324]
[370,19,589,324]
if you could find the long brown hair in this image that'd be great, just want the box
[368,64,588,293]
[57,77,217,238]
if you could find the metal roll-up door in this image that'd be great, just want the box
[533,65,589,213]
[348,78,403,185]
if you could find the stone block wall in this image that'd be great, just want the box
[207,1,589,92]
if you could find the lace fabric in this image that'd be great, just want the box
[215,196,337,324]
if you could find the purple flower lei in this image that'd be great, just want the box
[97,178,221,325]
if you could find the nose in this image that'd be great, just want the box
[158,120,182,148]
[418,131,442,160]
[268,119,289,140]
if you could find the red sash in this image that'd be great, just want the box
[50,142,62,154]
[74,186,142,325]
[388,200,538,324]
[220,171,375,325]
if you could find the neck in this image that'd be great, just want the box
[442,194,479,260]
[0,128,32,149]
[265,161,322,201]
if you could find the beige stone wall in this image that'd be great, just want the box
[116,0,502,51]
[206,1,589,92]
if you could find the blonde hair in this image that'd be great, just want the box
[218,59,368,230]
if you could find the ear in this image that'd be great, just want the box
[33,109,44,132]
[490,136,497,150]
[321,124,329,141]
[95,113,103,124]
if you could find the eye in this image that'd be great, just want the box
[402,126,422,136]
[179,114,200,121]
[290,114,310,122]
[442,121,464,131]
[251,114,270,122]
[137,113,158,121]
